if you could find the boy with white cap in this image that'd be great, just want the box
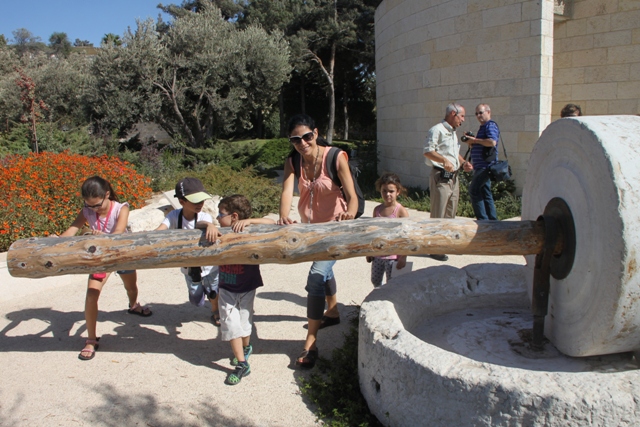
[155,177,222,325]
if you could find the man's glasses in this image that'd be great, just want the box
[476,110,486,115]
[84,196,106,210]
[289,131,314,145]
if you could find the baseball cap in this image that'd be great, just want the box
[174,178,212,203]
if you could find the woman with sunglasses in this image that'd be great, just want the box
[59,175,152,360]
[278,114,359,369]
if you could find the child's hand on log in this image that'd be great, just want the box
[204,223,221,242]
[278,216,297,225]
[231,220,251,233]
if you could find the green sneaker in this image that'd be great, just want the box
[225,363,251,385]
[230,344,253,366]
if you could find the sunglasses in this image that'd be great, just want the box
[217,212,230,219]
[84,196,106,210]
[476,110,486,115]
[289,131,314,145]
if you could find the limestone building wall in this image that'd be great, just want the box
[375,0,556,192]
[552,1,640,117]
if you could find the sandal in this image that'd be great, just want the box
[78,338,100,361]
[211,310,221,327]
[127,302,152,317]
[225,363,251,385]
[295,348,318,369]
[319,315,340,329]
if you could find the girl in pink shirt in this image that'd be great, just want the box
[60,176,151,361]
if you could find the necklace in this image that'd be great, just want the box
[304,147,320,223]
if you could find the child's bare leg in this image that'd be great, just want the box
[230,337,247,364]
[209,293,219,314]
[121,271,139,307]
[81,275,107,358]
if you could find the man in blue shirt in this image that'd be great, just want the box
[464,104,500,220]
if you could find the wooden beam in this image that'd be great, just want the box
[7,218,545,278]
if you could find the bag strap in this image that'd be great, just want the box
[499,134,508,160]
[177,209,199,229]
[325,146,342,187]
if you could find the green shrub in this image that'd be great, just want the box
[254,138,291,170]
[300,313,383,427]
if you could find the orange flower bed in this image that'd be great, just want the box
[0,151,152,252]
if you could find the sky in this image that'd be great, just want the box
[0,1,171,46]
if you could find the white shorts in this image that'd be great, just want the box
[218,288,256,342]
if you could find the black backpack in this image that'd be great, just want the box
[291,146,365,218]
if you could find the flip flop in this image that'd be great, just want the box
[127,302,152,317]
[78,338,100,361]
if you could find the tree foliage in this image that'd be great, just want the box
[11,28,45,57]
[89,5,290,146]
[48,32,72,57]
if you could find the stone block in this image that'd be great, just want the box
[617,82,640,99]
[565,18,587,37]
[573,0,614,20]
[607,99,640,115]
[454,10,483,33]
[487,57,531,80]
[554,67,585,85]
[593,30,632,48]
[584,64,630,83]
[611,9,640,31]
[571,47,608,67]
[436,0,467,20]
[435,33,461,51]
[557,34,594,52]
[607,45,640,64]
[583,100,609,115]
[571,82,618,100]
[585,14,611,34]
[483,3,523,28]
[500,21,532,40]
[552,51,572,68]
[620,0,640,12]
[481,39,520,60]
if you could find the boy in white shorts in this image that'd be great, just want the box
[216,194,275,385]
[155,178,222,325]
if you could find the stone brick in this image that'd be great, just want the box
[593,31,633,49]
[553,51,573,68]
[583,100,610,115]
[483,4,523,28]
[585,15,611,34]
[557,34,594,52]
[487,57,531,80]
[454,10,484,33]
[436,0,468,21]
[555,67,585,85]
[584,64,630,83]
[571,48,608,67]
[572,82,618,100]
[565,18,587,37]
[430,45,478,68]
[482,39,520,60]
[617,82,640,100]
[436,33,462,51]
[500,21,532,40]
[607,99,640,115]
[620,0,640,12]
[573,0,615,20]
[552,85,572,100]
[611,10,640,31]
[607,45,640,65]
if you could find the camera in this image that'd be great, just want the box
[460,131,475,142]
[188,266,202,283]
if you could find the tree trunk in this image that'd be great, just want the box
[343,80,349,140]
[326,42,336,144]
[7,218,547,279]
[300,75,306,115]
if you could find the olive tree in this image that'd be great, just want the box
[89,5,290,146]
